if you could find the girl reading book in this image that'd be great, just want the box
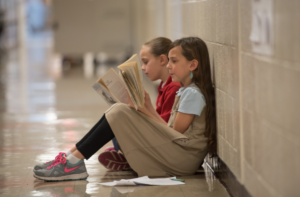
[100,37,181,169]
[33,37,217,181]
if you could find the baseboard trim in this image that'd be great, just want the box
[205,156,252,197]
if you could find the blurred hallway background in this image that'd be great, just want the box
[0,0,299,197]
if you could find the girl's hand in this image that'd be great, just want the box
[144,91,154,110]
[125,90,167,126]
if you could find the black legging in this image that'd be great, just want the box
[76,114,115,160]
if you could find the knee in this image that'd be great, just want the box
[112,103,130,112]
[105,103,131,116]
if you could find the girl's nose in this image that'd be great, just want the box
[166,62,171,69]
[141,64,146,71]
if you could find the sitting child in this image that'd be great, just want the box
[33,37,217,181]
[98,37,181,171]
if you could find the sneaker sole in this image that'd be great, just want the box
[33,172,89,182]
[98,151,131,171]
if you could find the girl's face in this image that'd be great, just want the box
[167,46,193,86]
[140,45,162,81]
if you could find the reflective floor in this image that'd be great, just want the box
[0,32,230,197]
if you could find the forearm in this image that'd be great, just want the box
[138,106,167,125]
[148,106,167,124]
[173,112,194,134]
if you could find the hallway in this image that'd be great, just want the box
[0,27,229,197]
[1,0,299,196]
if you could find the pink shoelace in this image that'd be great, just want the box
[46,152,66,164]
[46,152,67,169]
[47,155,67,170]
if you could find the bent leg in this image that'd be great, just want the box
[76,114,107,147]
[76,114,115,160]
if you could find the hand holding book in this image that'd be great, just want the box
[127,90,153,110]
[93,54,144,109]
[92,54,167,126]
[126,89,168,126]
[143,91,154,111]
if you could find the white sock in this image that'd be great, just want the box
[67,154,81,164]
[66,150,72,156]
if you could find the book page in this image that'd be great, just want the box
[92,82,120,106]
[100,68,128,104]
[133,178,185,186]
[119,70,138,109]
[118,55,145,109]
[98,176,185,186]
[120,63,140,97]
[132,61,144,103]
[97,78,109,91]
[98,176,150,186]
[119,67,140,109]
[122,54,144,98]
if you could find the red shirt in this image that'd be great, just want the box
[156,76,181,122]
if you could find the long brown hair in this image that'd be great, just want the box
[144,37,172,57]
[169,37,217,156]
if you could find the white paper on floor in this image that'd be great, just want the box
[98,176,185,186]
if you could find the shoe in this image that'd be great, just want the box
[104,146,116,152]
[98,150,131,171]
[33,152,66,172]
[34,155,89,181]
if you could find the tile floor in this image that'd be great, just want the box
[0,33,230,197]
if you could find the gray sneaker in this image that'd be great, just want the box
[34,156,89,181]
[33,152,66,172]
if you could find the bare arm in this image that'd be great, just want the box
[143,107,194,134]
[127,90,194,132]
[173,112,194,134]
[139,107,194,134]
[144,91,168,123]
[136,106,167,125]
[126,91,167,125]
[143,91,194,133]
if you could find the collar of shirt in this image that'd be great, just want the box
[176,82,196,96]
[157,75,174,94]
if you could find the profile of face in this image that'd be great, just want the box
[139,45,165,81]
[167,46,198,85]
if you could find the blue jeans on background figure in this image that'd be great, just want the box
[112,137,120,152]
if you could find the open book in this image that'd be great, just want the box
[92,54,145,109]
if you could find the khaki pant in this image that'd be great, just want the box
[105,103,207,177]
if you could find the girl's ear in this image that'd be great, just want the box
[190,59,198,71]
[160,54,168,66]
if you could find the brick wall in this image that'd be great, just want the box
[132,1,300,196]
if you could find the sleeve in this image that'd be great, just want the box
[178,88,206,116]
[159,86,180,122]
